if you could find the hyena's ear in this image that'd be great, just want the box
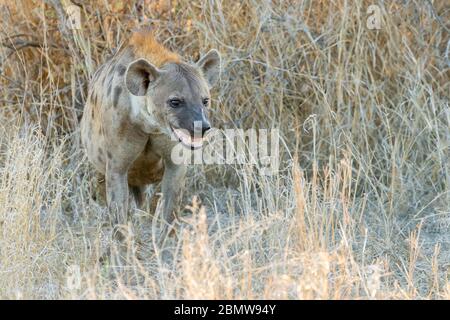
[197,49,221,88]
[125,58,164,96]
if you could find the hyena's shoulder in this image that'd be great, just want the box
[85,55,131,133]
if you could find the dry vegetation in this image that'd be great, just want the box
[0,0,449,299]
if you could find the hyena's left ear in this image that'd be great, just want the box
[125,58,164,96]
[197,49,221,88]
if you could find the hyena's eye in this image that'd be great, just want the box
[169,98,183,108]
[202,98,209,106]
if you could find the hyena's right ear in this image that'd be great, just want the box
[125,58,164,96]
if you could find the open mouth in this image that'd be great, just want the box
[170,125,206,149]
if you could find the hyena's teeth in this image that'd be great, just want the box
[173,128,204,148]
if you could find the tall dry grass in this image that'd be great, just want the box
[0,0,449,299]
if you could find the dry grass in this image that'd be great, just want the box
[0,0,449,299]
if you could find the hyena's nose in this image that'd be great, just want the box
[193,120,210,136]
[193,112,211,136]
[202,122,211,135]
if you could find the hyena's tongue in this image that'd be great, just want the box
[173,128,204,149]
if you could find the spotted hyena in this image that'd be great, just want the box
[80,28,221,232]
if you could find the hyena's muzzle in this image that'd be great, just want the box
[169,102,212,149]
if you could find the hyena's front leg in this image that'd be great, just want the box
[105,166,129,227]
[160,160,187,224]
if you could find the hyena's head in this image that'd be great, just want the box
[125,50,221,149]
